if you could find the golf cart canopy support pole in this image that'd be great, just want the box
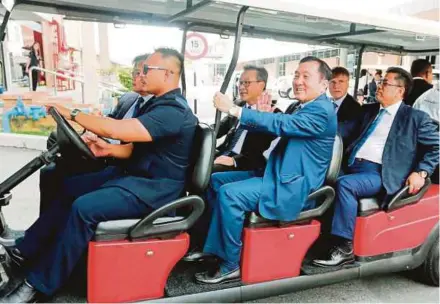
[353,44,366,100]
[180,24,190,97]
[214,6,248,135]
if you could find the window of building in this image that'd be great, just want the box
[214,64,226,77]
[279,62,286,76]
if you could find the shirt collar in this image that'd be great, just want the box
[332,93,347,107]
[245,103,257,110]
[413,77,424,80]
[142,95,153,103]
[298,95,319,109]
[381,100,402,117]
[148,88,181,104]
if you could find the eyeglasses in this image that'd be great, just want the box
[142,65,175,75]
[378,80,402,88]
[239,80,262,87]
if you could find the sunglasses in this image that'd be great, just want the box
[142,65,175,75]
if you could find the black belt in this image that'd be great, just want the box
[354,158,381,165]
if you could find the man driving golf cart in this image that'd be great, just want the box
[1,48,198,303]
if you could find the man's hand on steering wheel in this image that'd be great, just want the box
[82,133,112,157]
[45,103,72,120]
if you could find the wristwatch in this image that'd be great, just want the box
[418,171,428,179]
[70,108,81,121]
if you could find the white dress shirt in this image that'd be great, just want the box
[262,99,316,160]
[332,93,347,113]
[231,104,256,155]
[355,101,402,164]
[413,88,439,123]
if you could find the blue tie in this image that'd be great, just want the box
[348,108,387,166]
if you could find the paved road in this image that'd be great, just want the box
[0,147,438,303]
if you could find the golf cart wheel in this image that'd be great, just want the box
[412,237,439,286]
[422,237,439,286]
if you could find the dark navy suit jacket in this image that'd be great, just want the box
[104,89,198,209]
[239,94,337,221]
[108,92,141,119]
[340,102,439,196]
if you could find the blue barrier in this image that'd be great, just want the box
[2,97,47,133]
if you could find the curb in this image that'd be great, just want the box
[0,133,46,151]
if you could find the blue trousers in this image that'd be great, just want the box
[203,170,263,268]
[331,159,383,240]
[18,166,152,296]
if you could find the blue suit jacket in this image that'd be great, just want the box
[240,94,337,221]
[108,92,140,119]
[340,102,439,196]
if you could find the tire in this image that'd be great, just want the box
[413,237,439,286]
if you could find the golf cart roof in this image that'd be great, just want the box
[14,0,440,55]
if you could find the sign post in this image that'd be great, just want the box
[185,33,208,60]
[185,33,208,115]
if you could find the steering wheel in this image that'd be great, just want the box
[49,107,96,161]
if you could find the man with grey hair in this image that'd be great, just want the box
[213,65,277,172]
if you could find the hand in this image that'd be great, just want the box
[405,172,426,195]
[257,92,275,113]
[81,131,97,143]
[45,103,71,120]
[213,92,233,113]
[214,155,235,167]
[83,134,112,157]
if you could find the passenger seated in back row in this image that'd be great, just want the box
[329,66,362,122]
[2,48,198,303]
[193,56,337,285]
[313,67,439,268]
[212,65,279,173]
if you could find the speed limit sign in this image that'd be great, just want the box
[185,33,208,60]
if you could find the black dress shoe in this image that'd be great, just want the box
[312,242,355,267]
[1,281,39,303]
[182,248,216,262]
[195,268,240,284]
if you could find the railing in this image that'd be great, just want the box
[29,66,125,103]
[55,68,125,91]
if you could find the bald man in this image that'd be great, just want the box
[3,48,198,303]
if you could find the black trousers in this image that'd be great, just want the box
[31,69,38,91]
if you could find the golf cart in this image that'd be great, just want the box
[0,0,439,302]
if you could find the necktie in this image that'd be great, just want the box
[132,96,145,118]
[347,108,387,166]
[263,103,301,160]
[226,105,251,155]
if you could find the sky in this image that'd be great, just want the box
[100,0,415,65]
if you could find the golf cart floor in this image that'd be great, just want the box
[0,226,359,302]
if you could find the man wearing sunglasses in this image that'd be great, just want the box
[3,48,198,303]
[313,67,439,268]
[213,65,278,173]
[38,53,152,215]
